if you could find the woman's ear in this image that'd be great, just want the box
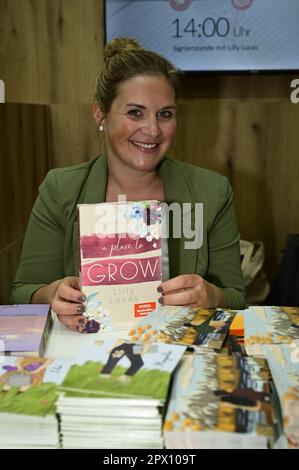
[92,103,105,128]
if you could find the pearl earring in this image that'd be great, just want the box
[98,124,104,132]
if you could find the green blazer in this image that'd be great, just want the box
[11,155,245,309]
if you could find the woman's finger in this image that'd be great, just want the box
[56,282,86,303]
[57,312,87,327]
[67,324,86,334]
[158,274,202,294]
[52,298,85,317]
[159,288,201,306]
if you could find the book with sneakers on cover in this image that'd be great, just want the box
[0,355,73,448]
[57,338,186,449]
[78,201,162,332]
[244,306,299,357]
[127,305,234,350]
[263,343,299,449]
[164,351,274,449]
[0,304,53,357]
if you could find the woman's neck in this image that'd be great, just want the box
[106,158,165,201]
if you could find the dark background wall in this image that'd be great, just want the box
[0,0,298,303]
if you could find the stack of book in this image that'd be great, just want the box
[244,306,299,357]
[126,305,234,350]
[263,343,299,449]
[164,350,274,449]
[0,304,52,357]
[57,338,185,449]
[0,355,72,448]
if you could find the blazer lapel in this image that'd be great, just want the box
[159,158,198,279]
[73,155,108,273]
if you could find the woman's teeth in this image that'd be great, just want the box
[131,141,158,149]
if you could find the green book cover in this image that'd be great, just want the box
[59,338,186,401]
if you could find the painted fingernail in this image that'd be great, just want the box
[157,286,163,293]
[78,318,85,325]
[158,296,164,305]
[77,305,85,313]
[78,295,86,302]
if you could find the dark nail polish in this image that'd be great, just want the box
[157,286,163,293]
[85,319,101,333]
[78,295,86,302]
[78,318,85,325]
[158,296,164,305]
[77,305,85,313]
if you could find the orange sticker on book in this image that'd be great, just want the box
[134,302,157,317]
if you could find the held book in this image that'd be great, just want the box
[78,201,162,332]
[0,304,53,357]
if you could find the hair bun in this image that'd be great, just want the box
[104,37,141,61]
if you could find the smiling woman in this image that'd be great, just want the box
[11,37,245,332]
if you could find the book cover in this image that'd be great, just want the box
[127,305,234,350]
[78,201,162,332]
[59,338,186,401]
[164,351,274,448]
[263,343,299,449]
[0,355,73,416]
[0,304,53,357]
[244,306,299,356]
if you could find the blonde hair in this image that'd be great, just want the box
[95,37,182,113]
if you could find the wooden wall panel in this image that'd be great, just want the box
[0,103,50,250]
[48,104,102,168]
[172,99,299,280]
[0,103,50,303]
[0,0,104,104]
[0,238,23,304]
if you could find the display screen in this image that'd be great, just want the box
[105,0,299,72]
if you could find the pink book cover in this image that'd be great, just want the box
[78,201,162,332]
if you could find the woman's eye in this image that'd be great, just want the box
[158,110,175,120]
[127,109,143,118]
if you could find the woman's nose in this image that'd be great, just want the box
[143,116,162,138]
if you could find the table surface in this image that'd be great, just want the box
[46,313,129,359]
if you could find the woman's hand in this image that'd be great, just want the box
[157,274,228,309]
[51,277,88,332]
[31,276,87,333]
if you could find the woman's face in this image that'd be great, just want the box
[101,74,177,173]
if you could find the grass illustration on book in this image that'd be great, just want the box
[0,357,57,416]
[59,338,186,401]
[128,306,234,349]
[0,356,73,417]
[60,360,170,400]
